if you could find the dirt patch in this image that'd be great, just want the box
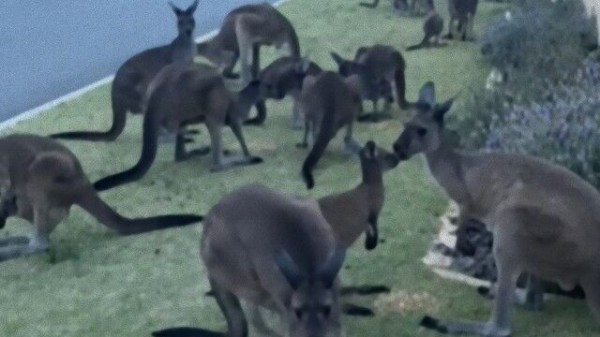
[373,290,440,316]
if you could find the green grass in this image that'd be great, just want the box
[1,0,598,336]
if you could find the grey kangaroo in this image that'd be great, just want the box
[258,56,323,129]
[319,140,399,251]
[297,71,363,190]
[93,63,263,192]
[446,0,479,41]
[196,3,300,91]
[406,8,445,51]
[152,183,346,337]
[0,134,203,263]
[331,45,410,122]
[50,0,199,142]
[393,81,600,337]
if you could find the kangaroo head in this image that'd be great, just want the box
[170,0,198,37]
[275,247,346,337]
[393,82,454,160]
[330,51,391,101]
[260,58,312,100]
[360,140,400,174]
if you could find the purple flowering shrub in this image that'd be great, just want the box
[457,58,600,186]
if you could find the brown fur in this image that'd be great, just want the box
[93,62,263,192]
[0,134,203,263]
[297,71,363,190]
[50,0,199,142]
[154,184,346,337]
[394,82,600,336]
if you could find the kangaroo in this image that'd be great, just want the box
[297,71,363,190]
[331,45,410,123]
[0,134,203,262]
[406,9,445,51]
[93,62,263,192]
[258,56,323,129]
[446,0,479,41]
[196,3,300,91]
[319,141,399,251]
[393,81,600,337]
[152,184,346,337]
[49,0,198,142]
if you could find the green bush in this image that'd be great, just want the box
[451,0,600,185]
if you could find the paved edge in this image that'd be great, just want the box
[0,0,290,131]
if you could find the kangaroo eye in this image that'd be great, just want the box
[417,127,428,137]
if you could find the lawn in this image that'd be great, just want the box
[1,0,599,336]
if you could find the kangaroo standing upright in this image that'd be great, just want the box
[153,184,346,337]
[0,134,203,263]
[296,71,364,190]
[331,45,411,122]
[196,3,300,89]
[50,0,199,142]
[393,82,600,337]
[93,63,263,192]
[319,141,399,251]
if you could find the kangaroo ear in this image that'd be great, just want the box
[275,250,303,290]
[186,0,199,13]
[418,81,435,107]
[355,47,369,63]
[330,52,346,67]
[433,98,454,123]
[169,1,184,16]
[318,247,346,289]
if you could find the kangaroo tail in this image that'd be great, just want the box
[49,88,128,142]
[152,327,224,337]
[301,108,335,190]
[93,106,159,191]
[393,52,411,109]
[76,186,202,236]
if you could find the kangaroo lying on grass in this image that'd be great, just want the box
[331,45,410,122]
[153,184,346,337]
[258,56,323,129]
[93,63,263,192]
[297,71,363,190]
[393,81,600,337]
[0,134,203,263]
[50,0,199,142]
[196,3,300,92]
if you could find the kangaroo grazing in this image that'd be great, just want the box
[196,3,300,92]
[406,9,445,51]
[297,71,364,190]
[331,45,410,122]
[152,184,347,337]
[0,134,203,263]
[93,63,263,192]
[393,81,600,337]
[50,0,199,142]
[258,56,323,129]
[446,0,479,41]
